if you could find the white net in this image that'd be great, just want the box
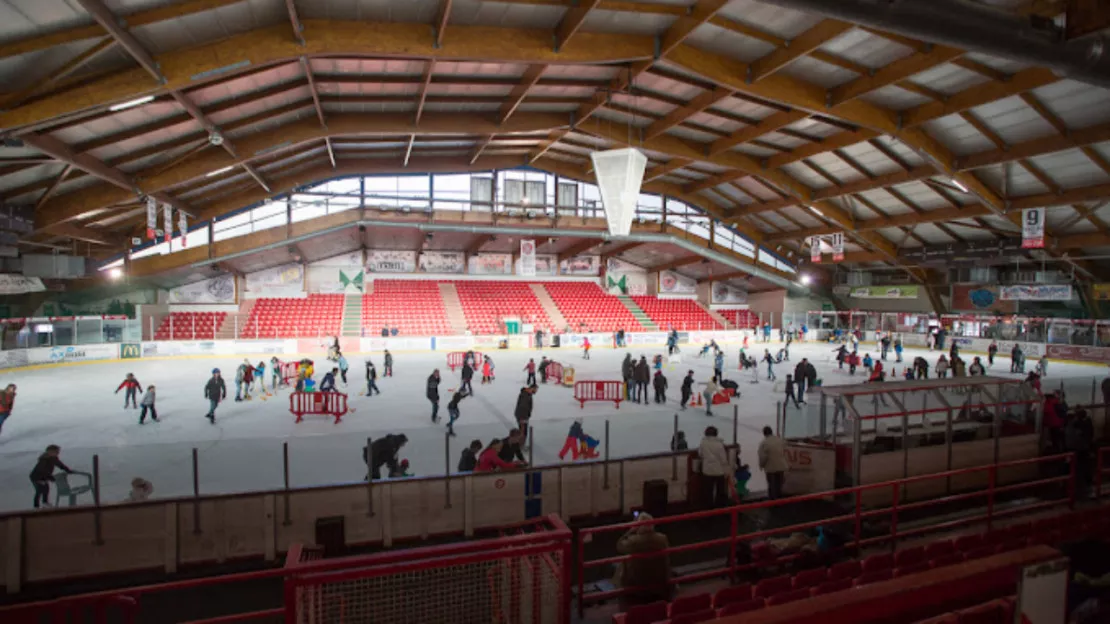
[590,148,647,236]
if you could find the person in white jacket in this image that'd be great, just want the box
[758,427,789,500]
[698,426,729,508]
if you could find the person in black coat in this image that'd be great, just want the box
[363,434,408,481]
[498,429,527,464]
[634,356,651,404]
[30,445,73,508]
[458,439,482,472]
[204,368,226,424]
[514,385,536,440]
[538,357,551,383]
[680,370,694,410]
[446,388,469,436]
[460,361,474,394]
[427,370,441,423]
[793,359,809,398]
[365,361,380,396]
[653,370,668,404]
[621,353,634,400]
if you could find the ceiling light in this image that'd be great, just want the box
[108,267,124,280]
[950,178,969,193]
[808,205,824,217]
[800,274,811,285]
[206,165,235,178]
[109,95,155,112]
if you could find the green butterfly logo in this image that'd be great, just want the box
[607,274,628,294]
[339,270,364,292]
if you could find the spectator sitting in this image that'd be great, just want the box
[126,477,153,502]
[615,512,672,610]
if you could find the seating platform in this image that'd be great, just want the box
[363,280,451,336]
[153,311,226,340]
[454,281,552,334]
[239,294,343,338]
[629,296,721,331]
[543,282,642,333]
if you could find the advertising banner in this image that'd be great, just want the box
[1094,283,1110,301]
[1000,284,1073,301]
[848,285,920,299]
[167,275,236,304]
[470,253,513,275]
[1022,207,1045,249]
[120,343,142,359]
[146,196,157,240]
[810,238,821,263]
[367,250,416,273]
[531,254,556,276]
[711,282,748,305]
[419,251,466,274]
[519,239,536,277]
[951,285,1017,314]
[313,268,363,294]
[0,274,45,295]
[27,344,119,365]
[245,263,305,296]
[163,203,173,243]
[658,270,697,295]
[559,255,599,276]
[605,257,648,295]
[143,341,216,357]
[0,350,28,369]
[179,210,188,246]
[783,445,836,495]
[832,233,844,262]
[1046,344,1110,365]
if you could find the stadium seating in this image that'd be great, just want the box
[629,296,721,330]
[239,294,343,338]
[453,281,552,334]
[363,280,451,336]
[542,282,643,332]
[153,311,226,340]
[717,309,760,329]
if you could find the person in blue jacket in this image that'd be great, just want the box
[320,368,339,392]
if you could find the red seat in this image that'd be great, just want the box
[861,553,893,573]
[812,578,852,596]
[965,545,997,561]
[954,534,984,553]
[924,540,955,559]
[792,568,827,590]
[754,575,792,600]
[956,601,1006,624]
[894,562,931,577]
[766,588,810,606]
[612,601,666,624]
[930,553,965,568]
[711,584,751,609]
[717,598,765,616]
[669,609,716,624]
[829,560,862,581]
[668,593,711,617]
[854,569,893,586]
[894,545,925,567]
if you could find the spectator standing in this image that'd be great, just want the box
[634,356,651,404]
[680,370,694,411]
[763,349,777,381]
[758,426,788,499]
[383,350,394,377]
[615,513,671,610]
[698,426,729,508]
[427,369,441,423]
[514,385,536,440]
[621,353,634,401]
[703,377,719,416]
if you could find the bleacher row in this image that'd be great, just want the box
[153,281,739,338]
[612,507,1108,624]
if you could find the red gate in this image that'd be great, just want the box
[281,361,304,385]
[546,361,564,384]
[573,380,623,409]
[290,392,349,424]
[446,351,483,372]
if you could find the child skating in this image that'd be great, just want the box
[115,373,142,409]
[139,385,159,424]
[558,418,599,460]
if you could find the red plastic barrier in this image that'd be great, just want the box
[280,361,301,384]
[573,380,623,409]
[446,351,483,372]
[290,392,348,424]
[546,361,564,384]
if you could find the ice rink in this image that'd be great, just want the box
[0,338,1104,512]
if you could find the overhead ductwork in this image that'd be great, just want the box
[755,0,1110,90]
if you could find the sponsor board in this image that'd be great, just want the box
[168,275,236,304]
[436,335,474,351]
[360,337,434,352]
[627,332,668,346]
[711,282,747,305]
[120,343,142,359]
[784,445,836,495]
[1046,344,1110,365]
[1094,283,1110,301]
[559,255,599,276]
[0,350,28,369]
[27,343,120,365]
[1000,284,1073,301]
[229,340,287,355]
[419,251,466,274]
[0,274,45,295]
[658,270,697,295]
[143,341,216,357]
[848,285,919,299]
[366,250,417,273]
[470,253,513,275]
[952,285,1017,314]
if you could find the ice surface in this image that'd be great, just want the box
[0,340,1102,512]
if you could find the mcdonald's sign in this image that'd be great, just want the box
[120,343,142,360]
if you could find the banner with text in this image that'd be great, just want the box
[1095,283,1110,301]
[658,270,697,295]
[419,251,466,274]
[470,253,513,275]
[519,239,536,277]
[559,255,599,276]
[810,238,821,263]
[1000,284,1073,301]
[245,262,305,296]
[0,274,45,295]
[606,257,648,296]
[832,233,844,262]
[167,275,236,304]
[1022,207,1045,249]
[711,281,748,305]
[848,285,919,299]
[367,250,416,273]
[952,284,1017,314]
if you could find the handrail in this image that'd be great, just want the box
[576,452,1078,614]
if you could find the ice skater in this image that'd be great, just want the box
[582,336,591,360]
[680,370,694,410]
[235,360,252,402]
[270,356,282,388]
[524,358,537,386]
[365,360,380,396]
[714,349,724,381]
[481,356,493,385]
[558,418,599,460]
[115,373,142,409]
[634,356,650,404]
[254,360,267,393]
[320,368,339,392]
[763,350,776,381]
[894,336,904,363]
[0,384,15,437]
[445,387,470,437]
[139,385,159,424]
[1036,355,1049,377]
[383,350,394,377]
[427,369,441,423]
[653,369,668,404]
[538,356,551,384]
[30,445,74,508]
[337,353,349,386]
[460,358,475,394]
[988,341,998,367]
[784,375,802,409]
[204,368,226,423]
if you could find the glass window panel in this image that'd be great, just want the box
[252,214,286,232]
[214,211,250,231]
[556,182,577,207]
[504,179,524,206]
[213,224,250,242]
[291,204,327,223]
[397,175,430,194]
[433,174,472,210]
[252,202,285,221]
[524,180,545,206]
[471,177,493,210]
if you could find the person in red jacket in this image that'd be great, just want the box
[0,384,15,437]
[868,360,885,383]
[583,336,591,360]
[115,373,142,409]
[475,439,521,472]
[523,359,536,386]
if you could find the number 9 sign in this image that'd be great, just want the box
[1021,208,1045,249]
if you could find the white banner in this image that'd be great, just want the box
[606,257,648,295]
[419,251,466,274]
[366,250,416,273]
[519,239,536,277]
[167,275,236,304]
[658,270,696,295]
[810,238,821,263]
[146,196,157,240]
[163,203,173,244]
[179,211,188,246]
[0,274,45,295]
[27,344,119,365]
[559,255,599,276]
[711,281,748,304]
[832,233,844,262]
[1022,208,1045,249]
[470,253,512,275]
[1000,284,1073,301]
[245,263,304,295]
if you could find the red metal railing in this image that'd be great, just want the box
[576,452,1077,615]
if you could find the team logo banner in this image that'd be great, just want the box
[146,196,157,240]
[167,275,236,304]
[832,233,844,262]
[367,250,417,273]
[519,239,536,277]
[711,282,747,304]
[659,270,696,294]
[560,255,599,275]
[1022,208,1045,249]
[810,238,821,263]
[1000,284,1072,301]
[178,211,188,246]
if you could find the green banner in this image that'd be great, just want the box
[120,343,142,359]
[848,285,919,299]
